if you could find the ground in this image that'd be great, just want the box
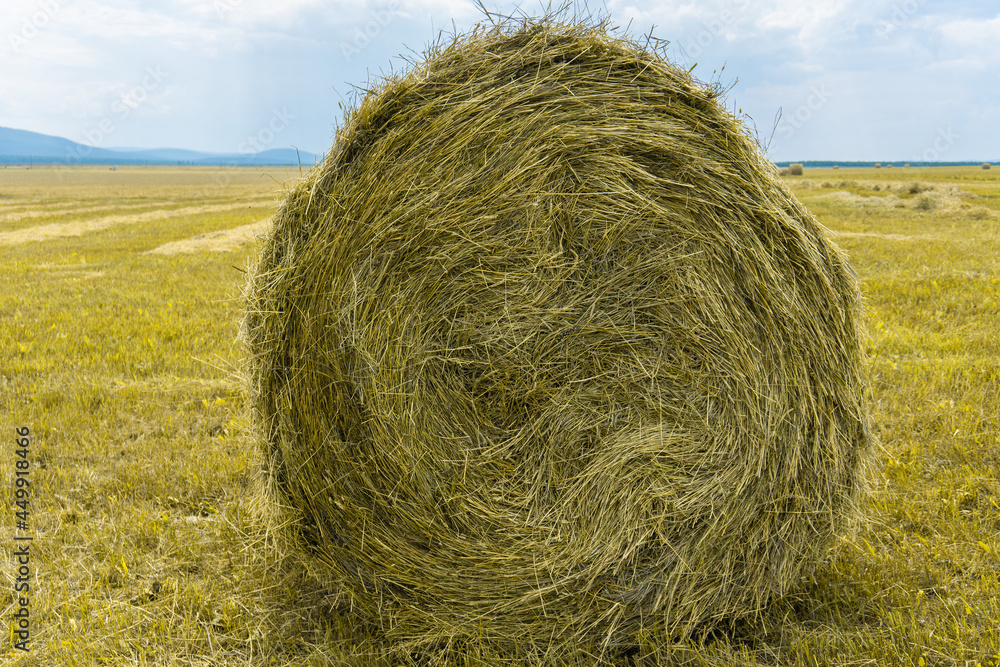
[1,164,998,665]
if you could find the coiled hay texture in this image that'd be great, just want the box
[244,16,872,649]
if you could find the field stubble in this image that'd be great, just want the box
[0,165,998,665]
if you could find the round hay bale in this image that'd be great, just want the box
[983,163,992,170]
[788,163,804,176]
[243,15,872,649]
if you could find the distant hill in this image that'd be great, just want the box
[774,160,996,168]
[0,126,319,166]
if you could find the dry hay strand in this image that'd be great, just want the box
[146,218,272,255]
[828,230,921,241]
[816,191,907,209]
[0,202,256,246]
[0,200,153,224]
[243,14,873,651]
[816,183,995,219]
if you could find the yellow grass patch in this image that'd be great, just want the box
[3,160,999,666]
[33,264,107,280]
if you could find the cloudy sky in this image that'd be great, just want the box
[2,0,997,161]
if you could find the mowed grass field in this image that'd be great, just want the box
[1,164,998,666]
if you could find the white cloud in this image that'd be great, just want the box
[173,0,329,27]
[754,0,849,31]
[939,13,1000,63]
[3,0,999,159]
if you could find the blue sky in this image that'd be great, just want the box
[2,0,997,161]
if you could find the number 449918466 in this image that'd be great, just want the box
[14,426,30,530]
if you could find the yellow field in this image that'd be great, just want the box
[1,164,998,665]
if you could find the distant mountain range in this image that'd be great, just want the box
[0,126,319,166]
[2,126,991,170]
[774,160,995,168]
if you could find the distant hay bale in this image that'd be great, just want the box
[788,163,804,175]
[832,165,840,170]
[243,14,873,650]
[984,163,992,170]
[874,163,882,169]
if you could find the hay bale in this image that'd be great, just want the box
[243,15,872,650]
[832,165,840,170]
[984,163,992,170]
[874,163,882,169]
[788,163,804,175]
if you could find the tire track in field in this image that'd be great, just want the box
[0,202,269,246]
[146,218,273,255]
